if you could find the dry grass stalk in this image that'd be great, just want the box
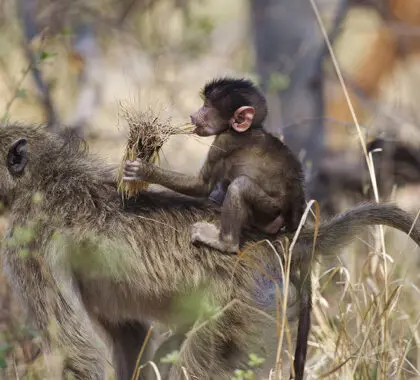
[117,101,194,197]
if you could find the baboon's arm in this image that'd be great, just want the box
[3,242,107,378]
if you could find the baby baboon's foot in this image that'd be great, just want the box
[191,222,239,253]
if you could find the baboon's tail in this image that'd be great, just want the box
[289,203,420,264]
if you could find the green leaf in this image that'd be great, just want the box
[18,248,30,258]
[248,353,265,368]
[32,191,43,204]
[160,350,180,364]
[0,343,12,369]
[39,51,57,61]
[1,111,9,123]
[197,16,214,33]
[267,72,290,93]
[61,28,72,36]
[232,369,245,380]
[6,225,37,249]
[244,370,255,379]
[0,343,12,353]
[16,88,27,99]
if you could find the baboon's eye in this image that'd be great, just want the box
[7,138,28,176]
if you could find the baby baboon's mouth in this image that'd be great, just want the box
[193,127,204,136]
[192,124,205,135]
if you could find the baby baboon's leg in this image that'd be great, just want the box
[209,180,228,205]
[191,176,281,252]
[219,176,281,247]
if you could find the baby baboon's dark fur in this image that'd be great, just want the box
[124,77,306,251]
[2,124,420,380]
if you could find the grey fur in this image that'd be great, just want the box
[1,124,420,379]
[0,124,298,379]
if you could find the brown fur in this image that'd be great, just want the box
[2,124,420,379]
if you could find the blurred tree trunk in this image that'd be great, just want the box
[250,0,327,178]
[18,0,59,131]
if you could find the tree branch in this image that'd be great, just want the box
[17,0,59,131]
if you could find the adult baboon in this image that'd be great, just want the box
[0,124,299,380]
[1,124,420,380]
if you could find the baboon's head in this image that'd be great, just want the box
[0,124,32,201]
[0,124,78,205]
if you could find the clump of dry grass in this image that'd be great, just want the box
[116,101,194,197]
[304,230,420,379]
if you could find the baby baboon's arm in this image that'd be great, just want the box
[123,132,235,198]
[123,147,230,198]
[124,159,210,197]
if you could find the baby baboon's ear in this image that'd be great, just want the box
[7,138,28,176]
[230,106,255,133]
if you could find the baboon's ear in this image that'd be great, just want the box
[7,138,28,176]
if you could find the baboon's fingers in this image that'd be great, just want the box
[124,160,142,170]
[124,160,146,175]
[123,162,143,177]
[123,168,141,176]
[125,159,141,165]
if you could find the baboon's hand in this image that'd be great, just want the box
[123,159,153,182]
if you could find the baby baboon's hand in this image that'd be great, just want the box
[123,159,152,182]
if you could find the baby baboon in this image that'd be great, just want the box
[123,77,306,253]
[2,124,420,380]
